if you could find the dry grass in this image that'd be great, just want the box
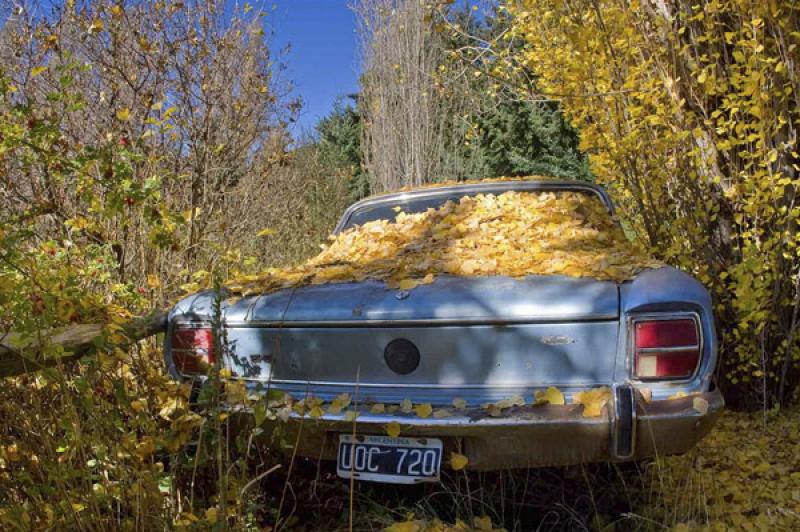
[1,331,798,531]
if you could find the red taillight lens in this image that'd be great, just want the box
[634,318,700,380]
[172,327,215,375]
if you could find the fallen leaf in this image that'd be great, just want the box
[693,397,709,415]
[370,403,386,414]
[400,399,413,414]
[450,452,468,471]
[452,398,467,409]
[385,521,421,532]
[572,387,611,417]
[88,18,104,34]
[398,278,419,290]
[535,386,565,405]
[474,516,493,531]
[386,421,401,438]
[638,387,652,402]
[414,403,433,418]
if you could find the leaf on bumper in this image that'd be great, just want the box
[386,421,401,438]
[572,387,611,417]
[535,386,565,406]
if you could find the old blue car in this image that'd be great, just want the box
[164,179,723,484]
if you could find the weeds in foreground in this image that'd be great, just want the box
[3,357,798,532]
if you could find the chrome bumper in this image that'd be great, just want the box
[241,387,724,471]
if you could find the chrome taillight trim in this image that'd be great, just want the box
[611,383,636,460]
[626,311,704,383]
[636,345,699,354]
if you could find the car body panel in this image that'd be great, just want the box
[245,274,619,324]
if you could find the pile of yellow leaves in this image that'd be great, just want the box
[386,515,502,532]
[228,188,662,295]
[652,407,800,529]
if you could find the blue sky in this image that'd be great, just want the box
[268,1,360,136]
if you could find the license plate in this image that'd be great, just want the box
[336,434,443,484]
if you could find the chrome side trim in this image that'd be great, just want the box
[223,314,619,328]
[637,345,700,354]
[244,378,610,390]
[173,321,213,329]
[626,311,704,383]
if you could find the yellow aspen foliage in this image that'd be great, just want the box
[507,0,800,406]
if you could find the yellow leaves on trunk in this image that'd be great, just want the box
[228,185,662,296]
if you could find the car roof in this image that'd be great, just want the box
[334,178,614,234]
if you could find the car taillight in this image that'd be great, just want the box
[633,317,701,380]
[171,327,215,376]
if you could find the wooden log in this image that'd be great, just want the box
[0,310,167,378]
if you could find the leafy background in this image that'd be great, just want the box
[0,0,798,529]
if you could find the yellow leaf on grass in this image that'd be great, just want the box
[474,515,493,531]
[147,274,161,289]
[386,521,421,532]
[88,18,104,34]
[204,507,218,524]
[450,452,468,470]
[116,108,130,121]
[535,386,564,405]
[414,403,433,418]
[31,66,47,78]
[386,421,401,438]
[257,228,275,237]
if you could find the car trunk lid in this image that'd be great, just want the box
[222,276,620,404]
[243,274,618,324]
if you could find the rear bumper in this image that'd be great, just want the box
[243,387,724,471]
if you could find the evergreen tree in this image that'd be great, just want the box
[315,97,368,199]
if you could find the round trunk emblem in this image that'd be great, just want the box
[384,338,420,375]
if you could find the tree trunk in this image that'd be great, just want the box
[0,310,167,377]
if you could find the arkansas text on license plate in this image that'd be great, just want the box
[336,434,443,484]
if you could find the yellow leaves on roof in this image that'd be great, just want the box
[228,189,662,295]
